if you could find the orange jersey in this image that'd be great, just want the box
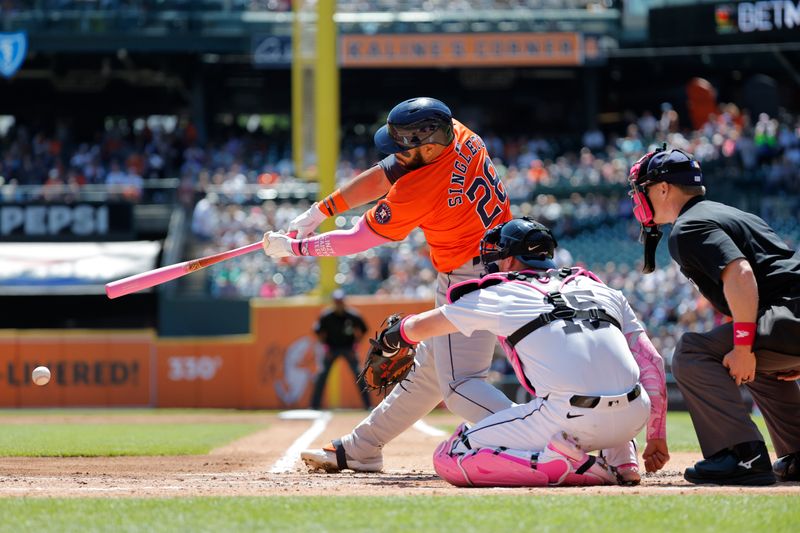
[365,120,511,273]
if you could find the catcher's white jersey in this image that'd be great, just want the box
[441,272,643,398]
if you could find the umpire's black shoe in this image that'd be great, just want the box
[773,452,800,482]
[684,441,776,486]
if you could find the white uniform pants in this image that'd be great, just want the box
[464,386,651,457]
[342,257,514,459]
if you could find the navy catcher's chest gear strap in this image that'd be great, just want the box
[447,270,547,304]
[505,291,622,349]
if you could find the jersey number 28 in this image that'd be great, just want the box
[466,157,507,228]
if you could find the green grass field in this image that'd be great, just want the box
[0,423,262,456]
[0,408,269,417]
[639,411,774,452]
[0,410,792,532]
[0,408,267,456]
[0,495,797,533]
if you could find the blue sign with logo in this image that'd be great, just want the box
[0,31,27,79]
[252,35,292,68]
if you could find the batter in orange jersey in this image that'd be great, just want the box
[262,97,519,476]
[365,120,511,273]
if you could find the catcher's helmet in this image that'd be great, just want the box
[374,97,455,154]
[480,217,558,272]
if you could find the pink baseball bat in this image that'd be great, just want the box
[105,241,263,299]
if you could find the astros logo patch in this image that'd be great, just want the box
[375,201,392,224]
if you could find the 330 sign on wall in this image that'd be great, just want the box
[167,356,223,381]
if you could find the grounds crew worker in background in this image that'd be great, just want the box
[629,146,800,486]
[310,289,371,411]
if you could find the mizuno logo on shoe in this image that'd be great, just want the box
[566,413,584,419]
[738,454,761,469]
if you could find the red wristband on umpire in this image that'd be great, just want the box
[733,322,757,346]
[318,190,350,217]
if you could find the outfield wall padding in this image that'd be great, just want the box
[0,297,433,409]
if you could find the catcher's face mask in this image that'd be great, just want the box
[628,148,663,274]
[628,150,659,227]
[480,223,505,274]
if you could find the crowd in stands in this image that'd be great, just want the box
[492,103,800,197]
[0,116,295,203]
[0,0,614,14]
[3,101,799,204]
[3,101,799,365]
[186,102,798,367]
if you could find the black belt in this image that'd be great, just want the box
[569,383,641,409]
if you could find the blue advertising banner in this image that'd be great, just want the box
[0,31,27,79]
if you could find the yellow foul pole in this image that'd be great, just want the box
[315,0,339,300]
[291,1,304,180]
[315,1,343,408]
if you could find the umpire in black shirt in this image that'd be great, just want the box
[311,289,372,410]
[629,147,800,485]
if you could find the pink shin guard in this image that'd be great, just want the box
[433,425,548,488]
[434,445,549,488]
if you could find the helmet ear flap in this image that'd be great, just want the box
[541,226,558,250]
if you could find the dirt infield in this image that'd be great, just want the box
[1,411,797,498]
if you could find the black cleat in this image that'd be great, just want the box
[684,441,776,486]
[773,452,800,482]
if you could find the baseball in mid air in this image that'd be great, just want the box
[32,366,51,386]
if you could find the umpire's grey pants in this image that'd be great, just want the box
[671,321,800,458]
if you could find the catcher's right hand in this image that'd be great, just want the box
[358,314,417,394]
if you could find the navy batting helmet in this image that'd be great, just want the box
[374,97,455,154]
[480,217,558,272]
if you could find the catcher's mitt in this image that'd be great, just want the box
[358,313,417,395]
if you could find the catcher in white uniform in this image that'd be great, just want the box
[363,218,670,486]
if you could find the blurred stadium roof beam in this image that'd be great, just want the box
[333,10,619,23]
[609,42,800,58]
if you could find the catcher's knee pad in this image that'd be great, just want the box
[433,439,470,487]
[432,423,471,486]
[537,432,619,486]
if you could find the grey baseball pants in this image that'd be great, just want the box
[671,320,800,458]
